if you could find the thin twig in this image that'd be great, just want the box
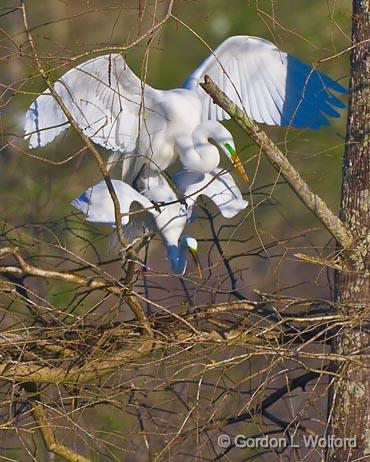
[26,383,91,462]
[20,1,152,336]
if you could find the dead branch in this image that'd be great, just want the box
[200,76,354,249]
[28,385,91,462]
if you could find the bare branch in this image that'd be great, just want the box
[20,0,152,335]
[200,75,354,249]
[29,390,91,462]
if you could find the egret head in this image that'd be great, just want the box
[183,236,202,278]
[166,236,201,277]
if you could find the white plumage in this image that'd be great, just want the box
[29,35,345,274]
[25,36,346,182]
[70,179,152,226]
[71,168,248,274]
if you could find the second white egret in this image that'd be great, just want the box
[71,167,248,274]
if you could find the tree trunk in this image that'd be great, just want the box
[328,0,370,460]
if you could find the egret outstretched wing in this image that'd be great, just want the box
[25,54,156,151]
[174,168,248,219]
[71,179,152,226]
[71,175,189,274]
[71,167,246,274]
[184,36,346,129]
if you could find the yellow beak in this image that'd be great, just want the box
[188,247,203,278]
[232,154,249,184]
[224,143,249,184]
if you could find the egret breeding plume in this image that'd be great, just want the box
[25,36,346,183]
[71,168,248,274]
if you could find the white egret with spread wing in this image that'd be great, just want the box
[25,36,346,182]
[71,168,248,274]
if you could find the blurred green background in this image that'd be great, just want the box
[0,0,351,298]
[0,1,352,460]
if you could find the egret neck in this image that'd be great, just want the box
[175,120,248,182]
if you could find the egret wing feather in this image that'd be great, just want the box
[183,36,346,129]
[71,179,152,226]
[25,54,156,151]
[174,168,248,219]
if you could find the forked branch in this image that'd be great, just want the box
[31,397,91,462]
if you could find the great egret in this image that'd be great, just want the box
[71,168,248,274]
[25,36,346,182]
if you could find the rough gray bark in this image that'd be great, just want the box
[328,0,370,460]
